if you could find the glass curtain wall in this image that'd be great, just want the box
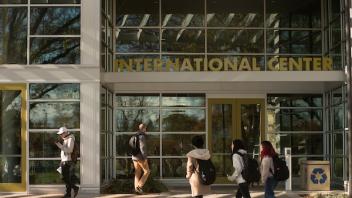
[101,0,114,71]
[323,0,345,70]
[0,0,80,64]
[111,0,344,72]
[115,93,206,179]
[267,94,325,186]
[325,85,349,186]
[28,83,80,184]
[101,87,114,183]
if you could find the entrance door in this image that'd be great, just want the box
[208,99,264,183]
[0,84,26,192]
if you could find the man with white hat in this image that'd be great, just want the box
[55,127,79,198]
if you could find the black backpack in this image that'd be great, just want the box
[270,155,289,181]
[196,159,216,185]
[128,133,142,156]
[236,152,261,183]
[71,141,80,163]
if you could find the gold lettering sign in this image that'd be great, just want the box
[113,57,333,72]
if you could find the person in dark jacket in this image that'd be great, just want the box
[132,123,150,194]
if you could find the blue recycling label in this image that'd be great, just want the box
[310,168,328,184]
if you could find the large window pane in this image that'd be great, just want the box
[116,134,160,156]
[29,83,80,100]
[29,160,80,184]
[162,93,205,107]
[29,102,80,129]
[116,94,159,107]
[267,94,323,108]
[116,29,159,53]
[30,7,80,35]
[267,30,322,54]
[162,0,204,27]
[0,90,22,155]
[115,109,159,132]
[0,0,27,3]
[267,109,323,132]
[0,7,27,64]
[211,104,232,154]
[29,131,80,158]
[162,109,205,132]
[162,29,204,52]
[333,106,344,130]
[207,0,263,27]
[0,157,21,183]
[31,0,80,3]
[266,0,321,28]
[162,134,205,156]
[162,158,186,178]
[116,0,159,27]
[208,29,264,53]
[268,133,324,155]
[30,37,80,64]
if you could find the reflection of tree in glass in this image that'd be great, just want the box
[0,8,27,64]
[162,111,205,132]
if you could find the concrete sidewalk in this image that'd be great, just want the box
[0,191,301,198]
[0,186,346,198]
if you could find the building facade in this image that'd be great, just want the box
[0,0,351,194]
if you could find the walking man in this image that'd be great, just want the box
[55,127,79,198]
[132,123,150,194]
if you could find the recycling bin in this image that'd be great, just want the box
[300,161,330,191]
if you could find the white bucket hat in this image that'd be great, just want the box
[57,127,68,135]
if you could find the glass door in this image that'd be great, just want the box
[0,84,26,192]
[208,99,264,183]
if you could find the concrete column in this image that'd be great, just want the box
[79,0,101,193]
[80,82,100,193]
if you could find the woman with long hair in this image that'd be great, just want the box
[260,141,278,198]
[227,139,251,198]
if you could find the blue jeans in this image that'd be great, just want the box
[264,177,278,198]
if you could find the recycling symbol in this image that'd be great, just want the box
[310,168,328,184]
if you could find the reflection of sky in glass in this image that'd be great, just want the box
[116,95,159,107]
[115,109,159,132]
[30,83,79,100]
[162,95,205,107]
[29,102,80,129]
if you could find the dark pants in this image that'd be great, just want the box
[61,161,78,196]
[236,182,251,198]
[264,177,278,198]
[193,196,203,198]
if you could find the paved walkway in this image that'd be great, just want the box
[0,186,346,198]
[0,191,301,198]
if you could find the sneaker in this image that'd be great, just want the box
[73,186,79,197]
[135,186,144,194]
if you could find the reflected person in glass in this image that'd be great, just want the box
[55,127,79,198]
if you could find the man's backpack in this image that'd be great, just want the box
[236,152,261,183]
[129,133,141,156]
[271,155,289,181]
[71,141,80,163]
[196,159,216,185]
